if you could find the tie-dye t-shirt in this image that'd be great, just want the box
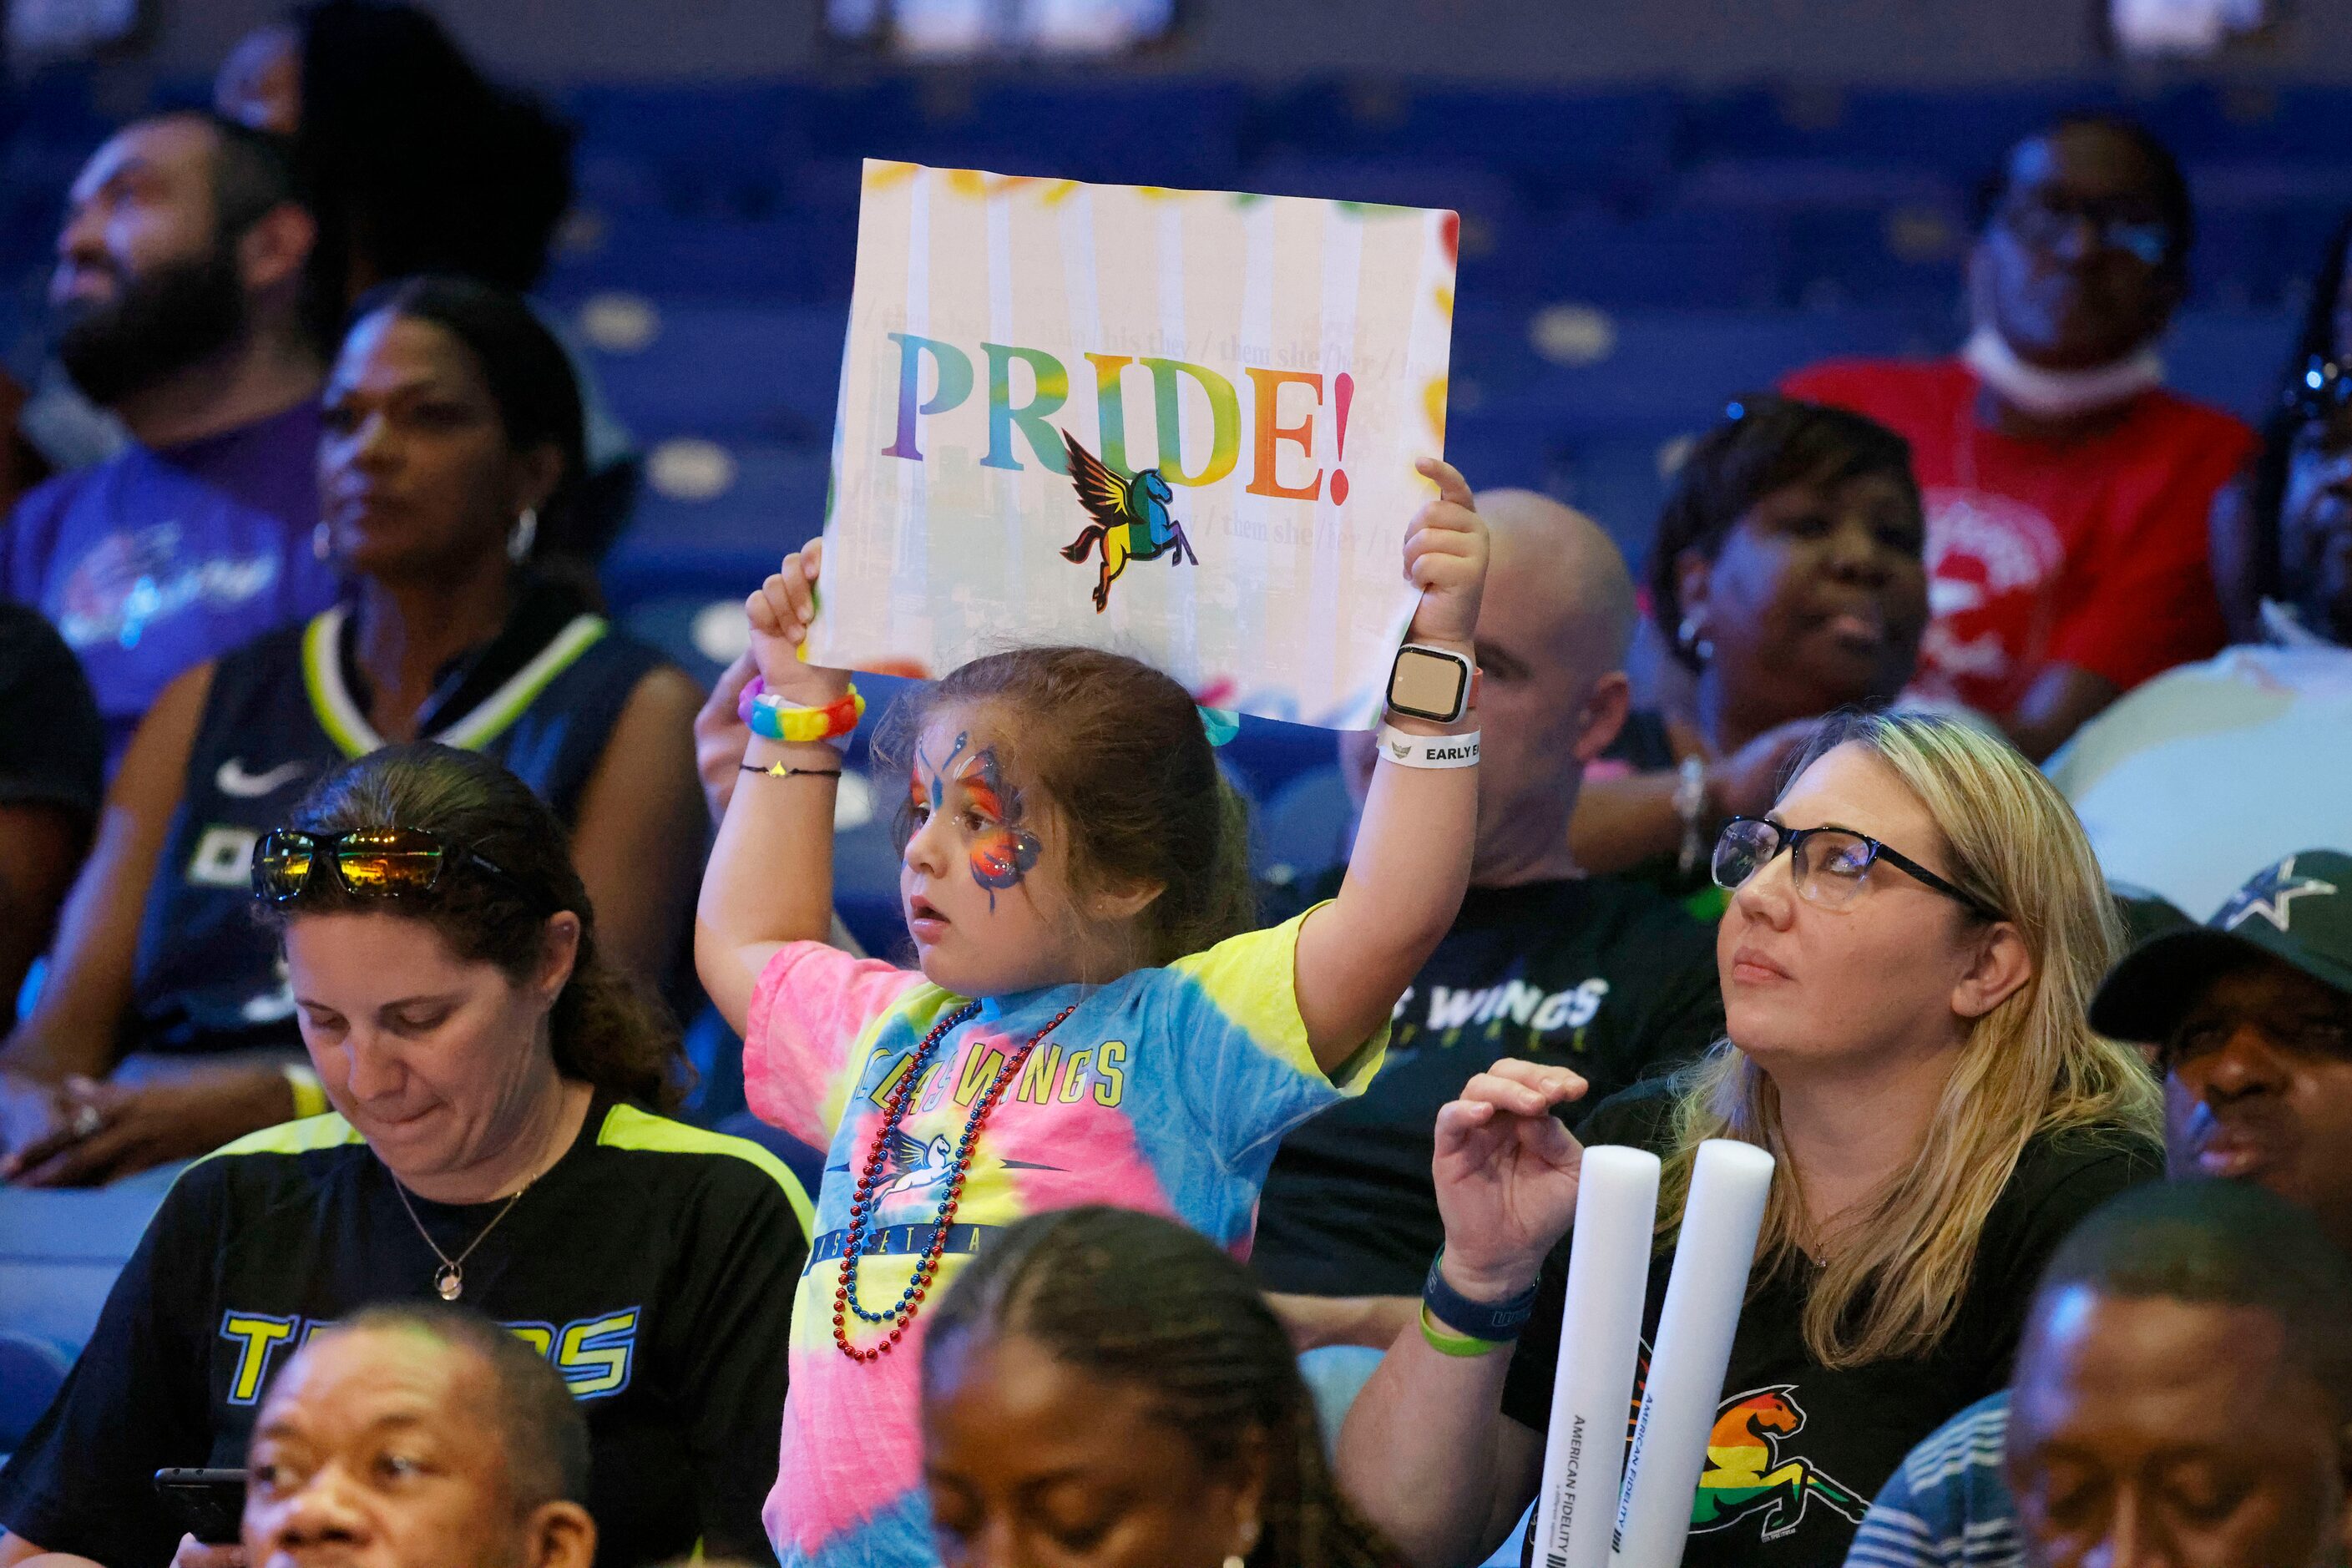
[743,909,1381,1568]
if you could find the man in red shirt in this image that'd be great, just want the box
[1786,115,2255,760]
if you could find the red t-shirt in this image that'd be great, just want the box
[1781,357,2254,716]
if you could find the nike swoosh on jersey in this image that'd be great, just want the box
[215,758,309,798]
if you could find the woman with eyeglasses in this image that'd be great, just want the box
[1335,710,2161,1568]
[0,276,706,1186]
[0,742,808,1568]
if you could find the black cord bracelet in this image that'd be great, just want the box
[741,762,844,780]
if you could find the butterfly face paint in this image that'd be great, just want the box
[912,731,1044,912]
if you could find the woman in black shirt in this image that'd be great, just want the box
[0,744,808,1567]
[1336,710,2160,1568]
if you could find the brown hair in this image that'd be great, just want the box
[874,647,1254,969]
[925,1206,1407,1568]
[256,741,685,1110]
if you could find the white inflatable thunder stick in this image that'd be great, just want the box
[1529,1146,1661,1568]
[1610,1138,1776,1568]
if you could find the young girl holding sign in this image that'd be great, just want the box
[696,458,1489,1568]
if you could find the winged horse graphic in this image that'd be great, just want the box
[1058,430,1200,613]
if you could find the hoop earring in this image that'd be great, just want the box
[312,521,332,563]
[1677,612,1714,665]
[507,507,538,564]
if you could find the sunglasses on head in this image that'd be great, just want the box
[252,827,518,905]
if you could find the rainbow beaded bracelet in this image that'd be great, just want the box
[740,676,866,744]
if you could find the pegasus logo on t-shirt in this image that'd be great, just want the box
[1690,1386,1868,1542]
[56,525,281,650]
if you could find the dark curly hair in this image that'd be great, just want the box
[255,741,685,1110]
[1649,394,1922,673]
[873,647,1254,968]
[923,1206,1406,1568]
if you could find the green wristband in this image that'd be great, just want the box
[1419,1303,1509,1358]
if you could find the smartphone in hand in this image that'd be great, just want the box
[154,1468,246,1545]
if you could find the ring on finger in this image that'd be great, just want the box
[68,1102,104,1140]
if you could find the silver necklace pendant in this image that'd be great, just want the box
[435,1263,463,1302]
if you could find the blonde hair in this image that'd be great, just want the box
[1656,710,2161,1368]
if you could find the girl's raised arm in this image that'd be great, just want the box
[1293,458,1487,1069]
[694,543,853,1034]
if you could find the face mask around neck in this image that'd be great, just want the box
[1962,326,2165,420]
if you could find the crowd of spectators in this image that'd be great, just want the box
[0,13,2348,1568]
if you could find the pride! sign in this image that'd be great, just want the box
[810,161,1458,729]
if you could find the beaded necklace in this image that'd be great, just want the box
[833,997,1080,1362]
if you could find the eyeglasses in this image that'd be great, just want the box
[1997,193,2172,268]
[1711,816,2005,921]
[252,827,517,905]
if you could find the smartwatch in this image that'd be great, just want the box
[1386,643,1476,724]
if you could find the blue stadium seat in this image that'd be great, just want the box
[815,78,1251,190]
[1439,412,1560,496]
[1682,84,2104,182]
[0,1166,177,1378]
[1555,432,1695,571]
[1245,154,1520,237]
[566,81,811,218]
[2142,83,2352,166]
[546,210,857,302]
[1253,765,1352,892]
[1481,208,1788,307]
[1267,81,1677,206]
[570,301,847,443]
[1500,305,1940,436]
[1670,160,1966,307]
[2166,307,2301,423]
[2184,163,2352,309]
[603,440,833,606]
[0,1329,73,1452]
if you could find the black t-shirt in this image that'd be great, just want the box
[1499,1082,2160,1568]
[0,601,103,820]
[0,1095,811,1568]
[1251,877,1722,1297]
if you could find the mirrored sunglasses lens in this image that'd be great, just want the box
[255,842,314,900]
[333,831,443,895]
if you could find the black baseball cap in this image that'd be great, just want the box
[2091,851,2352,1045]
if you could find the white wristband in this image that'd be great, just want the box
[1377,725,1480,769]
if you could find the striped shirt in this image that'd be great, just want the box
[1844,1393,2023,1568]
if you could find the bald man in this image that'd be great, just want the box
[1254,491,1723,1349]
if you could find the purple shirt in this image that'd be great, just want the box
[0,399,336,768]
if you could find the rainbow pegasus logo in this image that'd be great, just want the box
[1057,430,1200,612]
[1688,1387,1867,1543]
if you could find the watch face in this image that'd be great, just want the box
[1390,647,1469,721]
